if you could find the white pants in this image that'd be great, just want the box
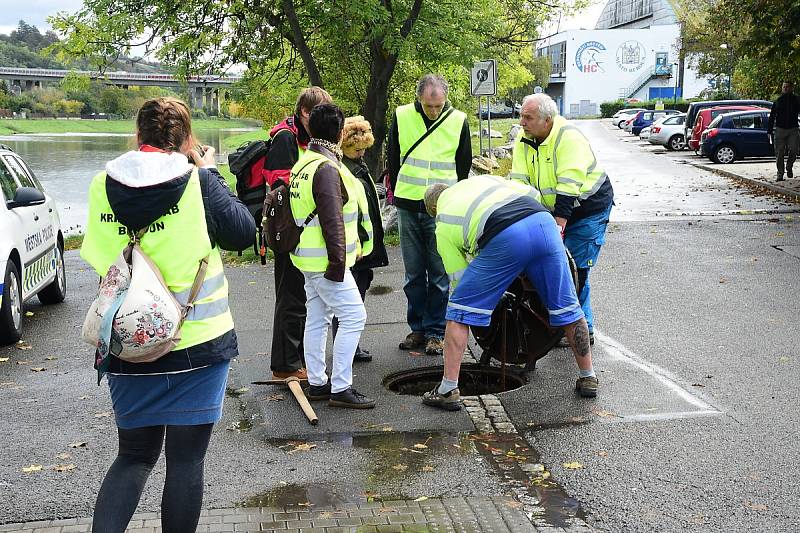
[302,270,367,393]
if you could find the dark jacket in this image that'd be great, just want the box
[387,101,472,213]
[308,144,350,282]
[344,156,388,271]
[103,161,255,374]
[263,115,310,187]
[768,92,800,132]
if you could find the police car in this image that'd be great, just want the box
[0,144,66,344]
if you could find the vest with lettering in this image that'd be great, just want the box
[509,115,608,211]
[434,175,541,291]
[289,151,373,272]
[81,169,234,350]
[395,104,466,201]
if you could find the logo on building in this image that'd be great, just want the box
[575,41,606,73]
[616,40,646,72]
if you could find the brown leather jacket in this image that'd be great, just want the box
[309,144,349,282]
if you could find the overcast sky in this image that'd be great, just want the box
[0,0,604,38]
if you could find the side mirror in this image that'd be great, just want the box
[7,187,46,209]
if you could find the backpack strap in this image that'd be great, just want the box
[400,107,456,167]
[181,255,211,319]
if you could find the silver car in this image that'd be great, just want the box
[648,113,687,150]
[639,126,652,140]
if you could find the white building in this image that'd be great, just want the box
[536,0,711,117]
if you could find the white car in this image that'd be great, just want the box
[0,144,66,344]
[648,113,687,151]
[639,126,651,140]
[611,108,646,129]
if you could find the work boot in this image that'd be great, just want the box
[422,387,462,411]
[399,332,425,350]
[575,376,599,398]
[354,346,372,363]
[329,387,375,409]
[556,332,594,348]
[272,368,308,381]
[425,337,444,356]
[306,382,331,401]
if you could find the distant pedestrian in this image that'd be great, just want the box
[81,97,255,531]
[767,81,800,181]
[387,74,472,356]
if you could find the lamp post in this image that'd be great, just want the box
[672,62,679,106]
[720,43,732,99]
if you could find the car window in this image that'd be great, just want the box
[708,116,723,129]
[643,113,652,120]
[11,156,43,190]
[0,159,19,201]
[663,116,680,125]
[2,156,35,188]
[732,114,757,129]
[753,114,767,129]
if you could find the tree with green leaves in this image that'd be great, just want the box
[51,0,580,172]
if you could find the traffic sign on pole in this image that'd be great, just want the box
[471,60,497,96]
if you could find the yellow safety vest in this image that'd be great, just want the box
[289,151,373,272]
[434,175,541,291]
[81,169,234,350]
[509,115,608,211]
[395,104,466,201]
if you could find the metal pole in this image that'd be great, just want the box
[673,63,678,107]
[727,49,733,99]
[478,97,483,154]
[487,97,492,156]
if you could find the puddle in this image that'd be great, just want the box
[367,285,394,295]
[383,364,527,396]
[256,431,586,528]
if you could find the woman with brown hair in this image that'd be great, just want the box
[80,97,254,531]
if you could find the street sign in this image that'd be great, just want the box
[471,60,497,96]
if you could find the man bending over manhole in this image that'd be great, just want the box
[421,176,598,411]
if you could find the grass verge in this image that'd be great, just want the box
[64,234,84,251]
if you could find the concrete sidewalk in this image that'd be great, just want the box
[689,159,800,199]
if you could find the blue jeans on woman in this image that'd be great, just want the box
[397,208,449,339]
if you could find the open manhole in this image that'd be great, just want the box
[383,364,527,396]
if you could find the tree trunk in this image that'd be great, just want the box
[361,48,397,177]
[282,0,324,87]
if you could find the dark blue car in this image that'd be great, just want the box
[630,109,680,135]
[700,110,773,164]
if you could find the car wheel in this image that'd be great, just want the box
[713,145,737,164]
[38,243,66,304]
[0,261,23,344]
[668,135,685,151]
[617,120,625,128]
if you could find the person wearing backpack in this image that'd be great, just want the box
[80,97,255,532]
[264,87,333,381]
[289,103,376,409]
[329,115,388,362]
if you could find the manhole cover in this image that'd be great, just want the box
[383,364,527,396]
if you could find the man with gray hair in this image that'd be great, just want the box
[509,93,614,357]
[387,73,472,356]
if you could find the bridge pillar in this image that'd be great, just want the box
[25,80,33,91]
[191,86,204,110]
[211,88,220,116]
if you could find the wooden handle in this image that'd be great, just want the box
[287,379,319,425]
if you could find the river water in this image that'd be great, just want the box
[0,128,257,234]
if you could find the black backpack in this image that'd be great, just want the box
[228,140,271,263]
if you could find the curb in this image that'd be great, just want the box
[689,162,800,200]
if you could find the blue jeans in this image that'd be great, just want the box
[563,203,612,332]
[398,208,448,339]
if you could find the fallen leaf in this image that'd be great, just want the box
[297,502,312,507]
[266,394,285,401]
[409,351,423,357]
[563,462,584,469]
[56,453,72,460]
[391,464,408,471]
[719,278,727,284]
[775,232,785,237]
[381,426,393,432]
[413,443,428,449]
[234,387,249,394]
[422,465,435,472]
[0,357,8,363]
[16,360,30,365]
[78,396,89,400]
[53,463,76,472]
[22,464,42,473]
[69,441,88,448]
[288,443,317,454]
[30,367,47,372]
[597,450,609,457]
[744,501,768,511]
[413,496,428,502]
[503,500,523,509]
[94,411,112,418]
[15,341,32,350]
[590,407,620,418]
[45,356,58,361]
[692,383,705,388]
[25,311,34,317]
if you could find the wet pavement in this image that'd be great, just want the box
[3,120,800,532]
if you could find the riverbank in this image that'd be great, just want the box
[0,118,261,136]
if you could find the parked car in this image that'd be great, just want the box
[623,114,638,132]
[648,113,687,150]
[630,110,680,136]
[700,110,773,164]
[476,102,521,119]
[684,100,772,148]
[611,108,646,128]
[639,126,652,140]
[687,105,768,152]
[0,144,66,344]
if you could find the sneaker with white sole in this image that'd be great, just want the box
[422,386,462,411]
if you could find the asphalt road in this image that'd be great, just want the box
[1,120,798,531]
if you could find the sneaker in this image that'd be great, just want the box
[399,332,425,350]
[306,382,331,401]
[425,337,444,356]
[556,333,594,348]
[575,376,599,398]
[354,346,373,363]
[422,387,462,411]
[329,387,376,409]
[272,368,308,381]
[777,173,785,182]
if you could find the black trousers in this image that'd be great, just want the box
[270,251,306,372]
